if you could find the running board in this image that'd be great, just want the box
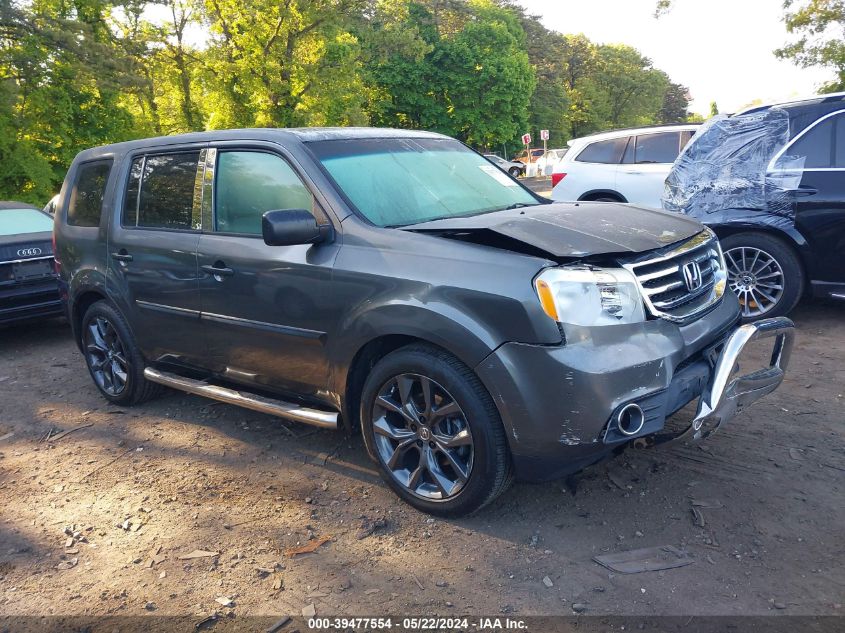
[143,367,338,430]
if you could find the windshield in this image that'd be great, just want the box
[308,137,539,227]
[0,208,53,236]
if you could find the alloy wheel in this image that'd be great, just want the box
[84,316,129,396]
[372,373,474,501]
[725,246,785,318]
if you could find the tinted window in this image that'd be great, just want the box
[68,161,112,227]
[634,132,681,164]
[214,152,313,235]
[576,137,627,164]
[136,152,201,230]
[788,117,833,169]
[681,129,696,148]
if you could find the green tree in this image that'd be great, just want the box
[509,7,568,145]
[591,44,669,129]
[658,82,690,123]
[0,0,138,201]
[364,0,534,148]
[200,0,368,128]
[776,0,845,92]
[436,0,534,146]
[709,101,719,116]
[363,1,449,130]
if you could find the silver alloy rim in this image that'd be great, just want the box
[725,246,785,318]
[372,373,474,501]
[84,316,129,396]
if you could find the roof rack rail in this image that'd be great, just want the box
[578,122,700,139]
[735,91,845,116]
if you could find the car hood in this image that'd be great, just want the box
[403,201,703,258]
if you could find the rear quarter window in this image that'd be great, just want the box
[68,160,112,227]
[576,137,627,164]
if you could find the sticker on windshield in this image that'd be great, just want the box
[479,165,518,186]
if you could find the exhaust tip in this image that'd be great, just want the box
[616,403,645,436]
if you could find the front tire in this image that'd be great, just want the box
[360,344,512,516]
[81,301,161,406]
[508,167,521,178]
[720,232,803,321]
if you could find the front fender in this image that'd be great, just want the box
[328,299,513,397]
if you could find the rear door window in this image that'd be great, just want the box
[834,114,845,168]
[122,152,201,229]
[68,160,112,227]
[785,116,834,169]
[576,137,627,164]
[633,132,681,164]
[214,151,314,235]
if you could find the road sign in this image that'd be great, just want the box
[540,129,549,141]
[521,133,531,146]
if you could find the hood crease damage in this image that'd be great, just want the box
[403,202,702,260]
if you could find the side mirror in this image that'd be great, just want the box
[261,209,332,246]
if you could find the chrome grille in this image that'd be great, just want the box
[623,230,727,323]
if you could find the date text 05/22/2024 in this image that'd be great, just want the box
[307,617,528,630]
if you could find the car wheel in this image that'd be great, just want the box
[720,232,804,321]
[508,167,521,178]
[81,301,162,406]
[360,344,512,516]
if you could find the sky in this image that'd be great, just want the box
[518,0,834,115]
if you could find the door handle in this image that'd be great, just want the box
[792,186,818,197]
[111,250,133,262]
[201,263,235,278]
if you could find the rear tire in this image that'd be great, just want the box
[508,167,521,178]
[360,344,512,516]
[720,232,803,321]
[81,301,162,406]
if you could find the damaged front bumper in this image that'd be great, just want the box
[475,295,795,482]
[677,316,794,442]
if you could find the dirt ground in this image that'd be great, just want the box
[0,302,843,622]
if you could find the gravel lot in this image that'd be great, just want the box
[0,302,843,622]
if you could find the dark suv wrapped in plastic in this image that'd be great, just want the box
[54,128,794,515]
[664,92,845,320]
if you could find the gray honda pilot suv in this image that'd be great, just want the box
[54,128,795,516]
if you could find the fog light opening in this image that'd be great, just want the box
[617,403,645,436]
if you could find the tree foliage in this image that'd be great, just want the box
[0,0,686,201]
[658,82,690,123]
[776,0,845,92]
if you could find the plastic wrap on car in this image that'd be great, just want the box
[662,108,804,219]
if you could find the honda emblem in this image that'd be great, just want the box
[682,261,703,292]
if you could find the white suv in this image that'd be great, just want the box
[550,124,699,208]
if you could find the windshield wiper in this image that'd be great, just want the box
[503,202,536,210]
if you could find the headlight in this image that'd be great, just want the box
[535,266,645,327]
